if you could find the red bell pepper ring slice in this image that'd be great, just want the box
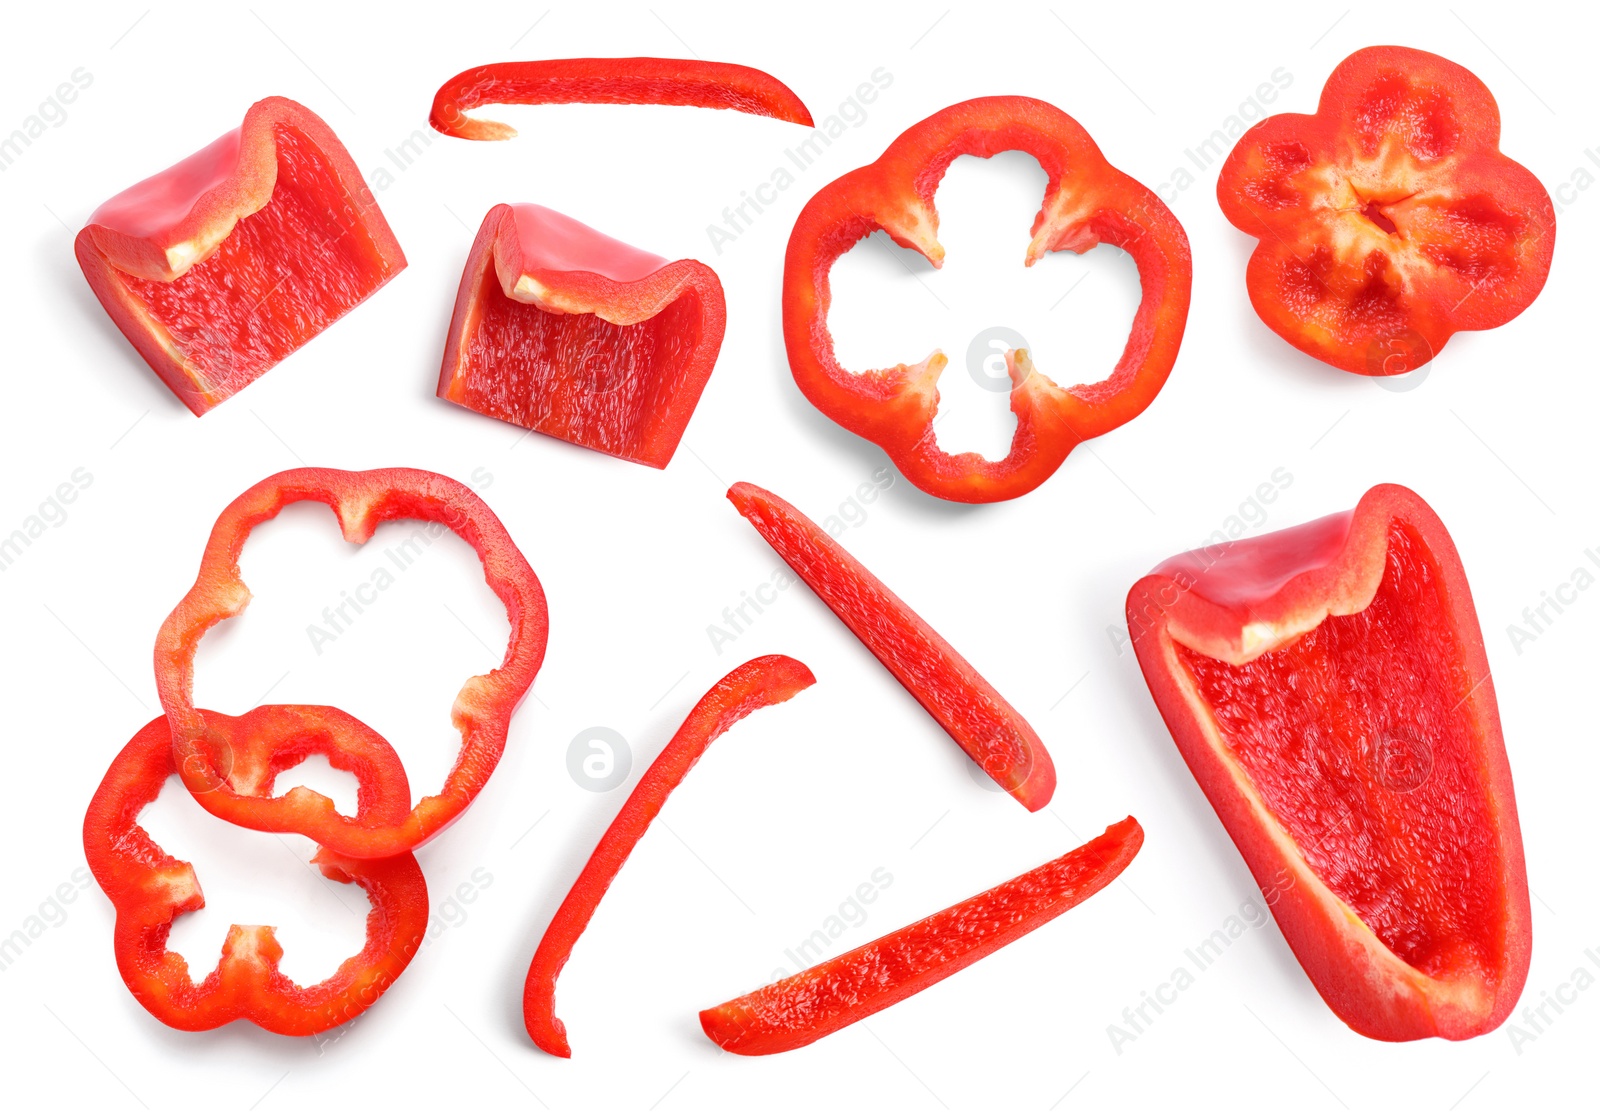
[523,655,815,1057]
[154,467,548,859]
[83,708,428,1035]
[1217,46,1556,376]
[783,96,1192,503]
[75,96,406,415]
[701,816,1142,1054]
[1125,484,1530,1040]
[436,203,727,468]
[728,482,1055,811]
[429,57,814,141]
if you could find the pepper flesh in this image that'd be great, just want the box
[75,96,406,415]
[523,655,815,1057]
[783,96,1191,503]
[729,482,1055,810]
[154,468,547,858]
[1217,46,1555,376]
[701,817,1142,1054]
[437,203,726,468]
[429,57,813,141]
[83,708,428,1034]
[1125,484,1529,1040]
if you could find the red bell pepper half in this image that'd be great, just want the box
[75,96,406,415]
[1125,484,1530,1040]
[437,203,727,468]
[729,482,1055,811]
[429,58,813,141]
[784,96,1192,503]
[1217,46,1555,376]
[523,655,815,1057]
[84,707,428,1034]
[154,468,548,859]
[701,816,1143,1054]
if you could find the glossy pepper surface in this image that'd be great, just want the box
[1125,484,1529,1040]
[783,96,1191,503]
[76,96,405,414]
[1217,46,1555,376]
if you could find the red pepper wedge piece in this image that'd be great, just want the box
[75,96,406,415]
[154,467,548,859]
[1125,484,1530,1040]
[728,482,1055,810]
[429,58,813,141]
[83,707,428,1035]
[523,655,815,1057]
[436,203,726,468]
[701,816,1142,1054]
[1217,46,1555,376]
[783,96,1192,503]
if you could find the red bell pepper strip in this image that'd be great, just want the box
[1217,46,1555,376]
[83,707,428,1034]
[783,96,1192,503]
[523,655,815,1057]
[701,816,1142,1054]
[429,58,813,141]
[436,203,726,468]
[1125,484,1530,1040]
[154,467,548,859]
[75,96,406,415]
[728,482,1055,810]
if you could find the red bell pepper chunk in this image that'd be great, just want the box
[784,96,1192,503]
[523,655,815,1057]
[75,96,406,415]
[154,467,548,859]
[429,57,813,141]
[437,203,727,468]
[701,817,1143,1054]
[1126,484,1530,1040]
[728,482,1055,810]
[83,707,428,1035]
[1217,46,1555,376]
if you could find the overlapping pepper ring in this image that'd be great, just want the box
[84,706,429,1035]
[155,467,549,860]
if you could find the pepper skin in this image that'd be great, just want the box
[524,655,815,1057]
[429,58,813,141]
[1217,46,1555,376]
[701,817,1142,1054]
[437,204,726,468]
[783,96,1191,503]
[1125,484,1529,1040]
[83,708,428,1035]
[729,482,1055,810]
[75,96,406,415]
[154,468,547,858]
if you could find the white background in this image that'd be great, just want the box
[1,2,1593,1116]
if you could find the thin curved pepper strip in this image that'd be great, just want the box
[701,816,1142,1054]
[783,96,1191,503]
[1125,484,1530,1040]
[523,655,816,1057]
[437,203,726,468]
[83,708,428,1034]
[76,96,406,415]
[1217,46,1555,376]
[728,482,1055,811]
[430,57,814,141]
[154,467,548,859]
